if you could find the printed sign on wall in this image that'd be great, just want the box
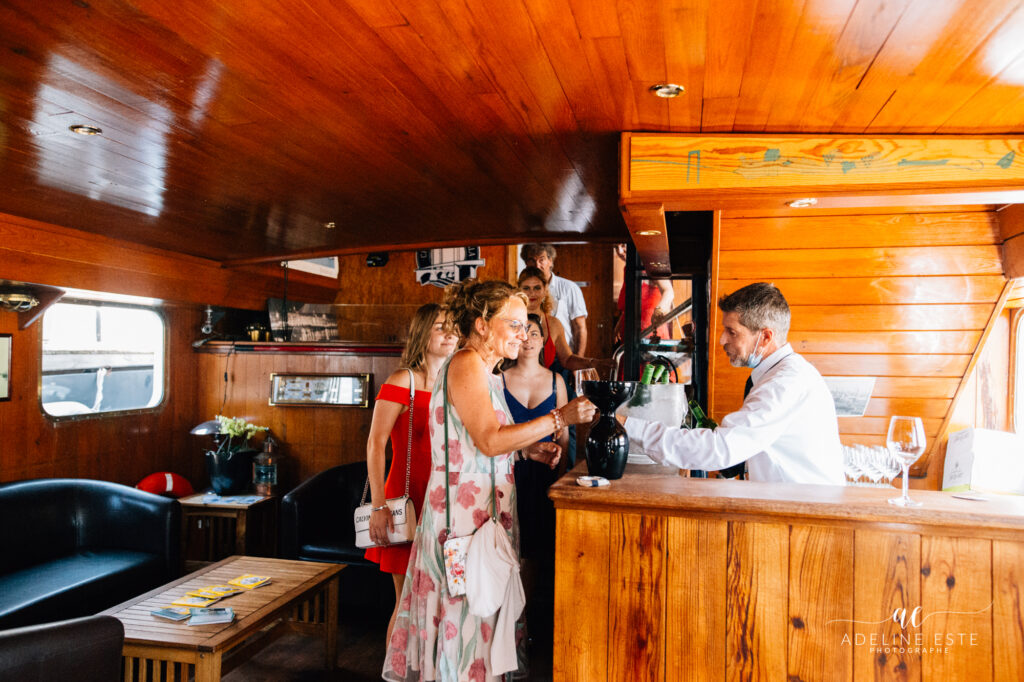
[415,247,485,287]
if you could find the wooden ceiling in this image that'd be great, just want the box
[3,0,1024,264]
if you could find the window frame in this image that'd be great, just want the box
[39,298,168,422]
[1012,307,1023,434]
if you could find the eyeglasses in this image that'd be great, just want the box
[500,318,526,333]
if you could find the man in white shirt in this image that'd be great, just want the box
[624,282,844,485]
[521,244,588,355]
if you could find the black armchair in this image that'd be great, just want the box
[0,615,124,682]
[280,461,374,566]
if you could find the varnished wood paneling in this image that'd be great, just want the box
[853,530,921,680]
[721,276,1005,305]
[791,331,982,355]
[666,517,726,681]
[720,246,1003,279]
[554,508,609,681]
[921,536,993,681]
[609,513,666,682]
[720,212,1000,250]
[726,522,787,681]
[788,526,854,682]
[0,304,201,487]
[993,540,1024,681]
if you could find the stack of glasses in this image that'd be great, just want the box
[842,444,901,487]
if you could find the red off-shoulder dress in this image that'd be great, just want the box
[364,382,432,574]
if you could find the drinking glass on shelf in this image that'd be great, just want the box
[887,416,926,507]
[574,368,600,395]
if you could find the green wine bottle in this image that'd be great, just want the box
[688,399,718,429]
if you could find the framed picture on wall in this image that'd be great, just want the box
[0,334,10,401]
[269,373,371,407]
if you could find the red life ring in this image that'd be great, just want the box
[137,472,194,498]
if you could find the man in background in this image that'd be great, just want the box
[521,243,588,355]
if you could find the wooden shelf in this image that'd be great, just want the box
[194,340,402,355]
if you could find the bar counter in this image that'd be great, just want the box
[549,463,1024,681]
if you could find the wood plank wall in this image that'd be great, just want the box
[0,303,202,485]
[555,507,1020,682]
[710,208,1007,480]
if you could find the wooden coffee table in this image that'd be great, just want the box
[101,555,343,681]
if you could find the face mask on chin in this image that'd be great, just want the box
[742,331,765,369]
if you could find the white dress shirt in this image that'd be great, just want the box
[625,344,844,485]
[548,273,587,350]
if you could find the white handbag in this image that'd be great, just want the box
[354,369,418,549]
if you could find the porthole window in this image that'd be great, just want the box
[41,300,165,417]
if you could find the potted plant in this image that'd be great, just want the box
[204,415,268,495]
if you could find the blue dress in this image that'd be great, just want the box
[502,372,558,560]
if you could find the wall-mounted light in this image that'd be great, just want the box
[787,198,818,208]
[0,293,39,312]
[649,83,685,98]
[69,124,102,136]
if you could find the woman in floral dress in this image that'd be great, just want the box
[383,279,596,682]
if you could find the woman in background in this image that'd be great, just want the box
[365,303,457,647]
[500,313,568,647]
[383,279,596,682]
[517,266,615,375]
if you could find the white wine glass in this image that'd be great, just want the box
[574,368,600,395]
[887,416,926,507]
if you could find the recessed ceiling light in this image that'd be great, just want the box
[324,221,336,229]
[69,124,102,135]
[636,229,662,236]
[787,198,818,208]
[649,83,685,98]
[648,261,668,268]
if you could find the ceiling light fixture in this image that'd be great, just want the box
[69,124,102,135]
[787,198,818,208]
[636,229,662,236]
[324,221,335,229]
[649,83,685,98]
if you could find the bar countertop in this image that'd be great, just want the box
[549,462,1024,534]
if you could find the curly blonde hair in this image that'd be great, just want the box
[517,266,553,315]
[443,279,528,339]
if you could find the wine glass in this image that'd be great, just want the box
[574,368,600,395]
[887,416,926,507]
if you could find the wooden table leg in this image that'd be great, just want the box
[195,651,222,682]
[325,576,339,669]
[235,509,248,554]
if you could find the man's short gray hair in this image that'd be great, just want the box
[718,283,790,343]
[520,243,556,261]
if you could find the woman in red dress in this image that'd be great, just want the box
[365,303,457,645]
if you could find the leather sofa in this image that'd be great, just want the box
[0,614,124,681]
[0,478,180,629]
[280,461,373,567]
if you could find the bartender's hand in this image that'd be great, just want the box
[369,507,393,546]
[525,441,561,469]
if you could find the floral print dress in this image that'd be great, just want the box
[383,355,525,682]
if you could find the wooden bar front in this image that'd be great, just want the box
[550,464,1024,681]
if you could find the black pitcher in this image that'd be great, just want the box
[581,381,637,480]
